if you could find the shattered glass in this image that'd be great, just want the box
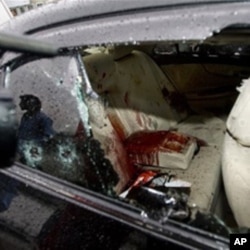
[5,54,118,197]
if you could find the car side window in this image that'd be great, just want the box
[5,54,118,196]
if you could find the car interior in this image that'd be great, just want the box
[5,28,250,236]
[81,42,242,225]
[83,39,250,221]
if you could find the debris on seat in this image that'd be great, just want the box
[119,170,191,221]
[120,170,191,198]
[119,170,231,236]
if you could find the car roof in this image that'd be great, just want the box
[1,0,250,58]
[0,0,246,35]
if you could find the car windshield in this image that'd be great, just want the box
[2,39,250,242]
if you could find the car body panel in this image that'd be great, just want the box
[1,0,250,47]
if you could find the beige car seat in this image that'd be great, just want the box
[222,78,250,227]
[83,49,225,210]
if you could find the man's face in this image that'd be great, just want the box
[19,98,28,110]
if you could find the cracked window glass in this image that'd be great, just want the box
[5,54,118,196]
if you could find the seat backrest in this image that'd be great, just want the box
[84,50,187,139]
[83,50,188,192]
[82,53,134,193]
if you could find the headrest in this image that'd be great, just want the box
[108,46,134,60]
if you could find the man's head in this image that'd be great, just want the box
[19,95,41,112]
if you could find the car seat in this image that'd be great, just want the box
[83,49,225,211]
[222,78,250,227]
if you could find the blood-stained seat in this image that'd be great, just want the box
[83,49,225,211]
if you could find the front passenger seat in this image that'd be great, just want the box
[222,78,250,227]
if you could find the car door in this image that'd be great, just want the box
[2,1,250,249]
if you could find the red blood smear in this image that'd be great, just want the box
[108,113,127,141]
[125,130,189,153]
[124,130,191,166]
[132,170,158,187]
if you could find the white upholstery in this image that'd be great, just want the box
[223,133,250,227]
[84,51,186,138]
[222,79,250,227]
[83,50,224,210]
[176,115,225,210]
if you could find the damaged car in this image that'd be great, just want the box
[0,0,250,249]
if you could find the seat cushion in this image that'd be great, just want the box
[175,115,225,210]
